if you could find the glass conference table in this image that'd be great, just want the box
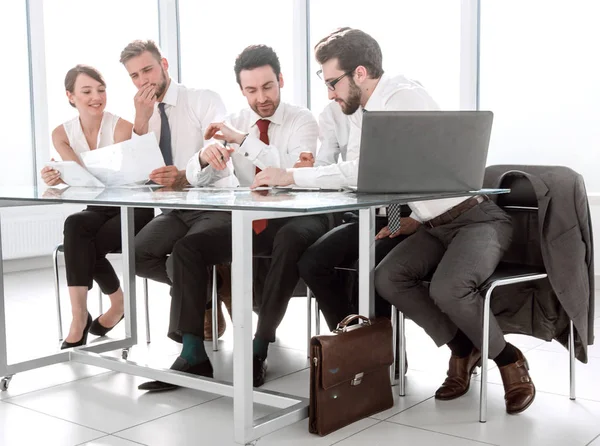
[0,185,507,444]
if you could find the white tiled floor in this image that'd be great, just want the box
[1,265,599,446]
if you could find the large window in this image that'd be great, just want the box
[179,0,296,114]
[480,1,600,192]
[0,2,34,187]
[43,0,159,156]
[309,0,462,115]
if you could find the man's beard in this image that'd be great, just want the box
[154,68,168,98]
[339,78,362,115]
[251,89,280,118]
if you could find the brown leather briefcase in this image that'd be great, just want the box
[309,315,394,436]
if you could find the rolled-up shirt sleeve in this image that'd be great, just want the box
[292,158,358,189]
[185,152,234,186]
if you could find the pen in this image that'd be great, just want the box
[221,141,227,162]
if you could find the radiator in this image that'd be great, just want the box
[0,204,84,260]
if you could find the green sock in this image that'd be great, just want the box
[181,333,208,365]
[253,337,269,359]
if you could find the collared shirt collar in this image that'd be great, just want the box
[160,80,179,107]
[362,74,389,112]
[249,101,286,128]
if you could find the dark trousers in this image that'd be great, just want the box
[168,214,330,343]
[298,216,408,330]
[63,206,154,294]
[374,200,512,358]
[134,210,229,285]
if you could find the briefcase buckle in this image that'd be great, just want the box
[351,372,364,386]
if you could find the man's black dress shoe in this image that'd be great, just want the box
[253,356,268,387]
[138,357,214,392]
[60,313,92,350]
[89,314,124,337]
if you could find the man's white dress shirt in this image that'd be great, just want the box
[291,74,469,222]
[187,101,318,187]
[314,102,353,167]
[145,81,227,171]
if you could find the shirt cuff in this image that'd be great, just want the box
[409,211,423,223]
[186,153,214,185]
[292,168,318,187]
[238,135,264,162]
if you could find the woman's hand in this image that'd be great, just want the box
[41,165,64,186]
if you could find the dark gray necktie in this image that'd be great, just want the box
[158,102,173,166]
[388,204,402,234]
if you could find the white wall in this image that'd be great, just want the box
[480,1,600,193]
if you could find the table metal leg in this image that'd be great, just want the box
[232,210,254,444]
[120,207,137,346]
[358,207,376,318]
[0,213,9,380]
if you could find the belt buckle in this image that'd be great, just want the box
[426,220,435,228]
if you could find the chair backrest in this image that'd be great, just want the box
[495,171,544,267]
[496,173,538,209]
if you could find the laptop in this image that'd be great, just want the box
[353,111,493,193]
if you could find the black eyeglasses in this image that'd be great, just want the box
[316,69,354,91]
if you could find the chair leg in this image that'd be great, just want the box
[398,310,406,397]
[98,286,103,315]
[479,285,494,423]
[306,286,312,358]
[569,320,576,400]
[211,266,219,352]
[390,306,398,385]
[315,299,321,335]
[144,278,150,343]
[52,246,63,342]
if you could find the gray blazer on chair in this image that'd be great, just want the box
[484,165,594,362]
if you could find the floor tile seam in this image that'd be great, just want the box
[72,434,149,446]
[585,432,600,446]
[381,419,501,446]
[3,399,109,434]
[107,395,225,435]
[328,419,386,446]
[377,395,436,422]
[0,369,114,401]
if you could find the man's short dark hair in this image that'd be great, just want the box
[315,28,384,79]
[234,45,281,86]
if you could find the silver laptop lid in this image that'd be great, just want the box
[356,111,493,193]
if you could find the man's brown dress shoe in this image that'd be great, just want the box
[435,348,482,400]
[498,347,536,414]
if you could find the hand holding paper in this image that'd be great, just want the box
[80,132,165,186]
[149,165,185,187]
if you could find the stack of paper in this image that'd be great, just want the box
[45,132,165,188]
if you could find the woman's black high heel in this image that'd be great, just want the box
[89,314,124,337]
[60,312,92,349]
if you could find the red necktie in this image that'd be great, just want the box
[253,119,270,234]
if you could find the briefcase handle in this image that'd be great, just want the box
[334,314,372,332]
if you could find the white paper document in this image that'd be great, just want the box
[45,161,105,187]
[79,132,165,187]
